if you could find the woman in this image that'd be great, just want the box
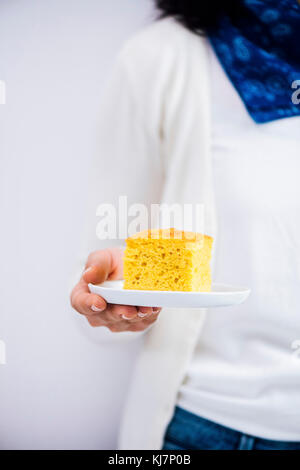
[71,0,300,450]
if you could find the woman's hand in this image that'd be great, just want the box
[70,247,161,332]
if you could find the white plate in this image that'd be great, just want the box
[88,280,250,309]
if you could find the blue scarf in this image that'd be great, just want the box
[209,0,300,123]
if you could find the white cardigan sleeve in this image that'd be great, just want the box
[73,19,215,347]
[81,40,166,257]
[72,32,166,342]
[78,16,214,265]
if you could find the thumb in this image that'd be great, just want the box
[82,248,123,285]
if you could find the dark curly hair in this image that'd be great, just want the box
[155,0,246,34]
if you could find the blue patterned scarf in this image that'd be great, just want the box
[209,0,300,123]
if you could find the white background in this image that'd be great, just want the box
[0,0,154,450]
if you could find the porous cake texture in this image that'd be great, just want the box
[123,228,213,292]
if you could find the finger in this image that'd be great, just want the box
[86,315,108,328]
[146,312,161,324]
[83,248,124,285]
[140,309,162,325]
[124,307,162,325]
[136,306,160,319]
[127,314,160,331]
[110,304,139,321]
[107,322,131,333]
[86,316,130,332]
[82,251,112,285]
[72,287,107,316]
[152,307,162,313]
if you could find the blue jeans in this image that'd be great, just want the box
[162,407,300,450]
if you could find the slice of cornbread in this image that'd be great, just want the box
[123,228,213,292]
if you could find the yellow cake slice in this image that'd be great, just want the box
[123,228,213,292]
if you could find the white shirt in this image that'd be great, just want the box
[177,43,300,441]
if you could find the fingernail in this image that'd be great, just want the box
[138,312,148,318]
[91,305,103,312]
[122,314,132,320]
